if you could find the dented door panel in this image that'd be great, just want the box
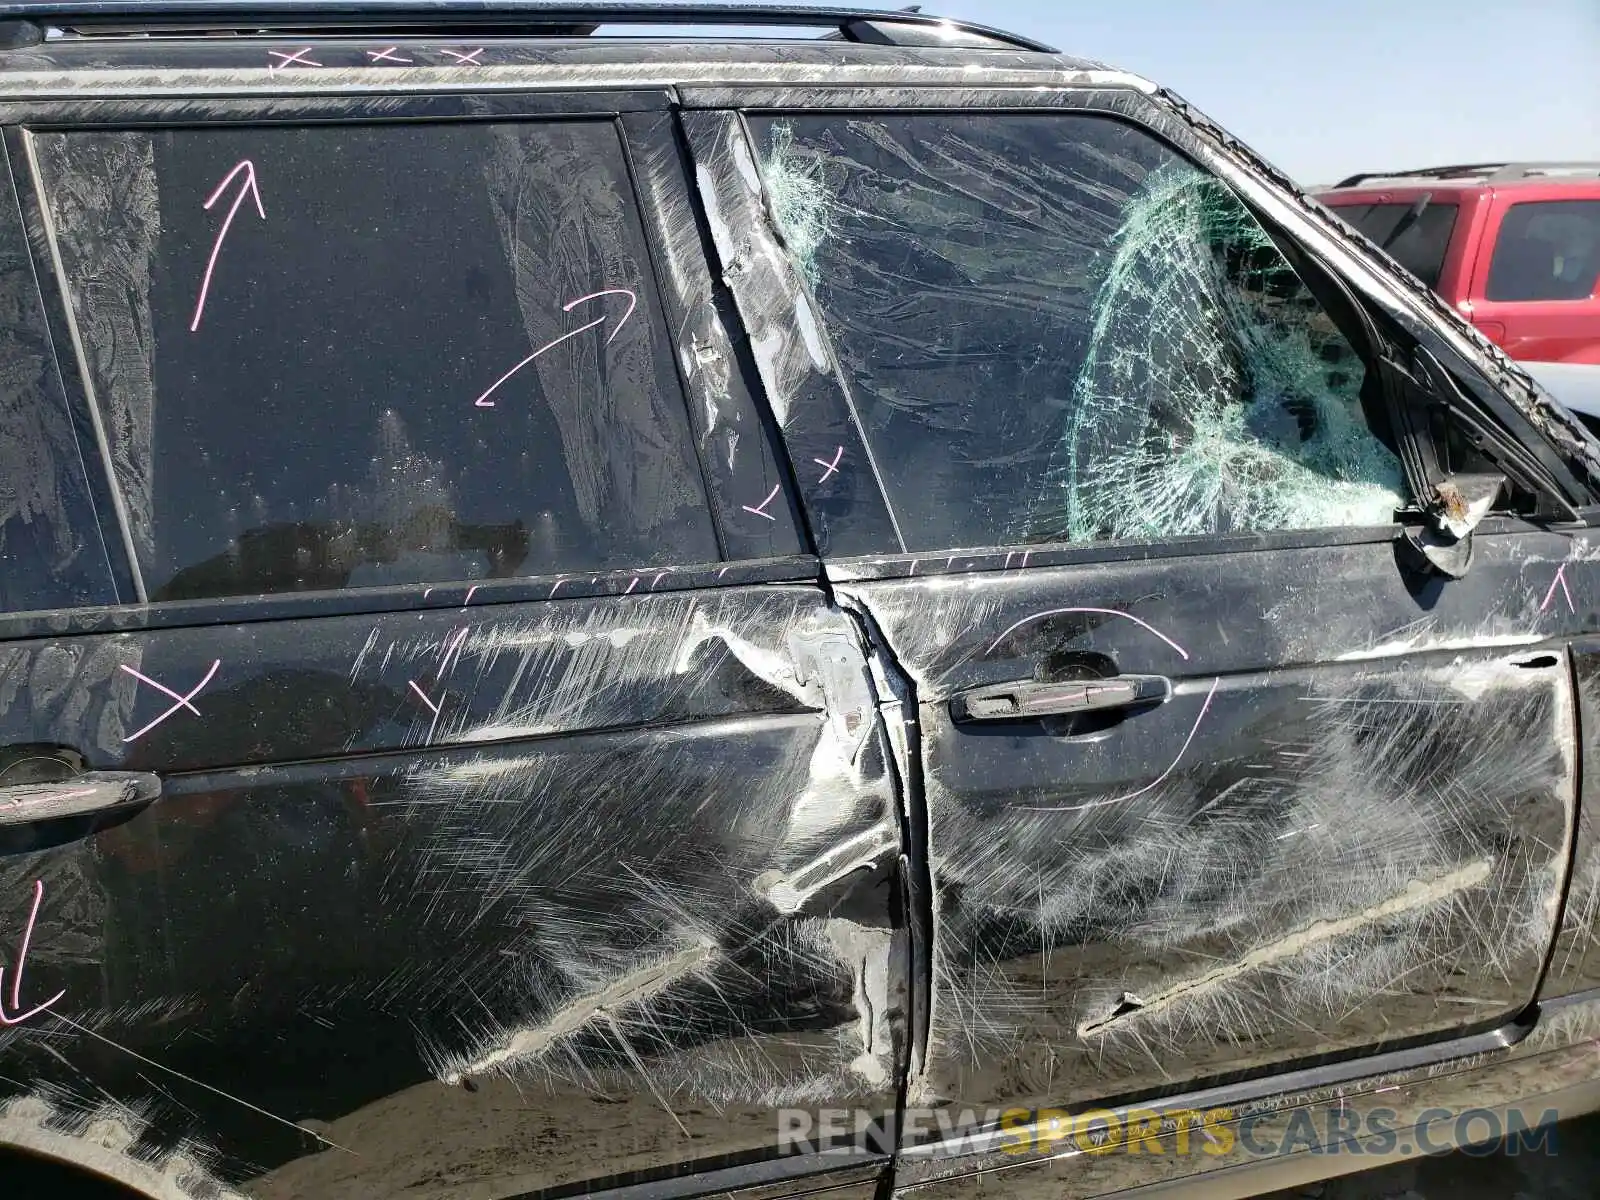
[835,528,1581,1143]
[0,585,906,1197]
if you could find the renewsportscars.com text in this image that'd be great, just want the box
[777,1105,1562,1158]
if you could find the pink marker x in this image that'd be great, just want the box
[814,446,843,483]
[120,660,221,743]
[367,46,413,64]
[441,47,485,65]
[742,484,781,521]
[268,47,321,71]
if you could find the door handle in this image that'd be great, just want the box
[951,675,1171,723]
[0,772,161,827]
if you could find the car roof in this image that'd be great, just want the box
[0,2,1154,95]
[1323,162,1600,192]
[0,1,1056,50]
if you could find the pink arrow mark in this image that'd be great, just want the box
[191,160,265,333]
[0,880,65,1027]
[473,289,638,408]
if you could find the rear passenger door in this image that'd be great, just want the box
[685,90,1598,1192]
[1468,193,1600,362]
[0,93,905,1199]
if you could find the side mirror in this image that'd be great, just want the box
[1397,474,1505,578]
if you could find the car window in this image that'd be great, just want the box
[1330,199,1459,289]
[33,120,719,602]
[1486,199,1600,302]
[749,113,1405,553]
[0,157,116,615]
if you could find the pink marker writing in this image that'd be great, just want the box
[268,47,321,71]
[121,660,221,743]
[1541,562,1575,614]
[742,484,781,521]
[0,880,65,1027]
[474,289,638,408]
[190,161,264,332]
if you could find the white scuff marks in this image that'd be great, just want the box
[395,594,822,742]
[791,292,831,372]
[1080,859,1493,1038]
[758,821,900,914]
[731,133,763,199]
[921,654,1574,1095]
[1334,631,1545,661]
[824,918,895,1088]
[0,62,1157,105]
[1525,995,1600,1053]
[348,627,381,682]
[438,936,719,1087]
[0,1094,245,1200]
[626,915,899,1108]
[684,332,738,457]
[672,607,816,706]
[695,161,734,266]
[400,702,899,1112]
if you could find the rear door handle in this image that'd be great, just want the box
[951,675,1171,723]
[0,772,161,826]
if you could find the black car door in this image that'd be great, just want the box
[0,94,906,1199]
[683,89,1598,1193]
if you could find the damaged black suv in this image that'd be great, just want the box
[1,5,1598,1200]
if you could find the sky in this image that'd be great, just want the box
[727,0,1600,187]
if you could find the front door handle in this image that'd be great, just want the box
[0,772,161,826]
[951,675,1171,723]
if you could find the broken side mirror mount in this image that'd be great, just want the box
[1397,473,1506,579]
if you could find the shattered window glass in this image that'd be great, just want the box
[34,120,718,602]
[752,113,1407,552]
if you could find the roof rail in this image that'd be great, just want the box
[1333,161,1600,189]
[0,2,1058,52]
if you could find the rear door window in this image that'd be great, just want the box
[32,120,718,602]
[1329,199,1459,288]
[749,112,1406,553]
[1486,199,1600,301]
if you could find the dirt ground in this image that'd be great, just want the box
[1255,1113,1600,1200]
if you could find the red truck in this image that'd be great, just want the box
[1317,163,1600,420]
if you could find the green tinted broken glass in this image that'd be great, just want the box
[1030,165,1405,544]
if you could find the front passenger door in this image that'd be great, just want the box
[687,94,1590,1184]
